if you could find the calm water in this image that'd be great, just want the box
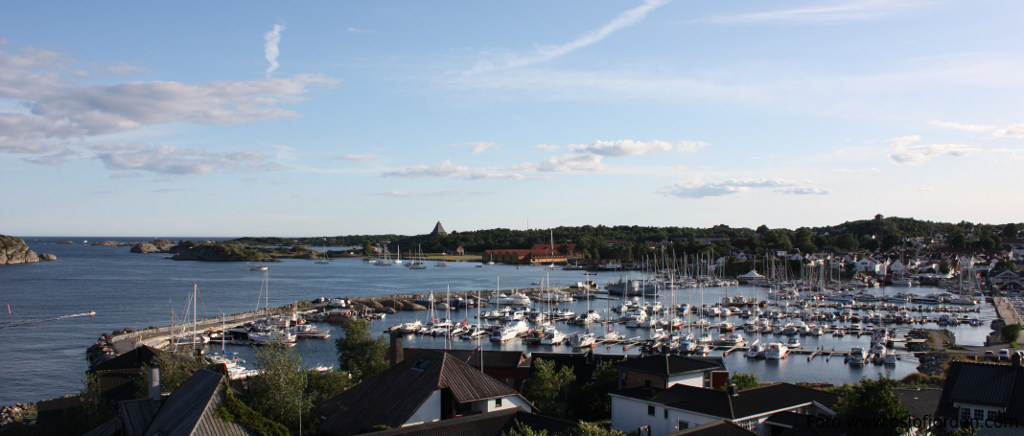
[0,238,996,405]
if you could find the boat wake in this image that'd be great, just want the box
[0,311,96,330]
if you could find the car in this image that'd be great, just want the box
[1016,350,1024,360]
[999,349,1011,360]
[984,350,995,359]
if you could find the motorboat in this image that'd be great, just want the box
[764,342,789,360]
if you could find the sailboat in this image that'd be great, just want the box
[174,284,209,349]
[547,230,556,270]
[315,238,330,264]
[406,245,427,269]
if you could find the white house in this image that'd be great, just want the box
[937,360,1024,435]
[610,383,838,436]
[314,350,533,436]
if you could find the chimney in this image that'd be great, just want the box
[728,383,739,397]
[148,366,161,401]
[389,331,404,366]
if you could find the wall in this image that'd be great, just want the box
[402,389,441,427]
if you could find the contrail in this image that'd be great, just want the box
[264,24,285,77]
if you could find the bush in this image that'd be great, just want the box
[1001,324,1021,345]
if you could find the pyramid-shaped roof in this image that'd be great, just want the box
[431,221,447,236]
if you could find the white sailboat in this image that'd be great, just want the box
[315,237,330,264]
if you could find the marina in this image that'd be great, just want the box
[0,237,1004,406]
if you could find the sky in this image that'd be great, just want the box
[2,1,1023,237]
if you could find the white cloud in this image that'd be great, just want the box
[534,144,561,152]
[264,24,285,77]
[703,0,926,25]
[886,135,980,165]
[91,143,279,177]
[373,190,488,198]
[567,139,706,156]
[992,123,1024,139]
[514,153,606,173]
[383,159,519,180]
[457,141,497,154]
[658,178,829,198]
[468,0,670,73]
[336,154,379,162]
[928,120,996,132]
[101,62,147,75]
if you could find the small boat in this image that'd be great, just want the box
[764,342,789,360]
[786,337,801,349]
[745,343,767,359]
[569,332,597,348]
[848,347,868,366]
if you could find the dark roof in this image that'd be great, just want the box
[938,360,1024,420]
[613,354,724,377]
[314,350,530,436]
[406,348,527,369]
[367,409,575,436]
[142,368,251,436]
[895,388,942,419]
[667,420,757,436]
[119,398,161,436]
[613,383,838,420]
[762,411,846,436]
[91,345,163,372]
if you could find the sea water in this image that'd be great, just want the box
[0,237,995,405]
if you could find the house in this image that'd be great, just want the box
[85,368,255,436]
[613,354,726,390]
[405,348,531,391]
[314,350,534,435]
[667,419,757,436]
[610,382,838,436]
[894,388,942,434]
[990,269,1022,291]
[936,359,1024,435]
[363,408,575,436]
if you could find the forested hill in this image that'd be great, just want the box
[231,216,1021,259]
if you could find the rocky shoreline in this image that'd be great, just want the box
[0,235,57,265]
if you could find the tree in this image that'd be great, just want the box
[335,318,389,382]
[834,376,910,436]
[568,360,619,420]
[720,372,759,390]
[153,350,207,392]
[523,358,576,417]
[562,421,627,436]
[246,343,309,432]
[1001,324,1022,345]
[1003,223,1019,239]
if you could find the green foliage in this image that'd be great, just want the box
[1001,323,1022,344]
[305,369,353,406]
[80,372,115,425]
[335,318,389,382]
[834,375,911,436]
[524,358,576,417]
[502,420,551,436]
[245,343,310,432]
[897,372,944,388]
[719,372,759,391]
[568,361,619,421]
[949,426,979,436]
[561,421,627,436]
[153,350,207,392]
[219,382,290,436]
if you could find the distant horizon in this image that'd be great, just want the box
[12,215,1022,240]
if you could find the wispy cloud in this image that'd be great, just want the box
[993,123,1024,139]
[513,153,606,173]
[333,154,380,162]
[456,141,497,154]
[373,190,490,198]
[535,144,561,152]
[0,43,338,175]
[567,139,705,156]
[702,0,925,25]
[101,62,147,75]
[468,0,670,74]
[91,143,279,177]
[886,135,980,165]
[264,24,285,77]
[658,178,829,198]
[928,120,997,133]
[383,159,522,180]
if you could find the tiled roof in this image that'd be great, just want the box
[938,361,1024,420]
[667,420,757,436]
[612,354,724,377]
[142,369,251,436]
[366,409,575,436]
[613,383,837,420]
[314,350,530,436]
[894,388,941,420]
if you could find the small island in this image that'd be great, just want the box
[0,235,56,265]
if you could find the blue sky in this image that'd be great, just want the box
[2,1,1023,237]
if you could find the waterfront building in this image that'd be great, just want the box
[936,359,1024,435]
[313,350,533,435]
[613,354,726,390]
[609,382,838,436]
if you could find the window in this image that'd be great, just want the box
[495,397,502,408]
[677,420,689,430]
[648,405,655,416]
[664,409,668,419]
[987,410,998,421]
[961,407,970,421]
[973,408,984,421]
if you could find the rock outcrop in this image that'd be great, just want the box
[130,238,175,253]
[0,235,56,265]
[169,240,270,261]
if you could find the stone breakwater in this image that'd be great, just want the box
[1,403,32,426]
